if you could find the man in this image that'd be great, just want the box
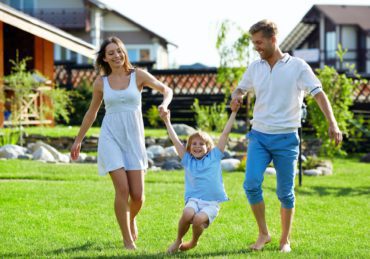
[231,19,342,253]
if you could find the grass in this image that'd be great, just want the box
[22,125,245,139]
[0,158,369,258]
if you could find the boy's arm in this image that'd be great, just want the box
[217,101,240,152]
[160,110,186,158]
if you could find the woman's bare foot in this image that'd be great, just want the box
[167,240,182,254]
[130,218,138,241]
[179,241,197,251]
[249,233,271,250]
[124,240,137,250]
[280,243,291,253]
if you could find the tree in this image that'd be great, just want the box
[306,45,368,157]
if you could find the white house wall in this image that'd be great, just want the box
[103,13,139,32]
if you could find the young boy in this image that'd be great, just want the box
[160,101,240,253]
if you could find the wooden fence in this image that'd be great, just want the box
[54,62,370,127]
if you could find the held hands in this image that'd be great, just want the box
[158,105,170,123]
[329,123,343,146]
[230,99,241,113]
[70,141,81,161]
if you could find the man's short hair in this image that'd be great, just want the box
[249,20,278,38]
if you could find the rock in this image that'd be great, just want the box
[0,144,27,159]
[161,159,183,170]
[303,169,322,176]
[318,160,333,171]
[233,120,247,133]
[17,154,33,160]
[164,146,178,157]
[221,158,240,172]
[32,146,56,163]
[146,145,165,157]
[145,137,156,147]
[360,153,370,163]
[85,155,97,163]
[172,124,196,136]
[223,150,235,159]
[28,141,69,163]
[265,167,276,175]
[146,150,154,160]
[317,166,332,176]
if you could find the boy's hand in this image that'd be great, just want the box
[160,108,171,122]
[230,99,241,112]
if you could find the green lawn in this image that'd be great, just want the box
[0,158,369,258]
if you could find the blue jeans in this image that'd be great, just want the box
[243,129,299,209]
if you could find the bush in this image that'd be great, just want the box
[191,98,228,132]
[67,80,105,126]
[145,105,161,128]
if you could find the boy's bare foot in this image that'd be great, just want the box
[179,241,197,251]
[249,233,271,250]
[280,243,291,253]
[124,241,137,250]
[167,240,182,254]
[130,218,138,241]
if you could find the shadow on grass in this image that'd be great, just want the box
[1,243,262,258]
[294,185,370,197]
[74,248,257,258]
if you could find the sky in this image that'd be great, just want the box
[101,0,370,67]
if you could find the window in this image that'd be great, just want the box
[140,49,150,61]
[326,31,336,59]
[8,0,34,13]
[127,48,151,62]
[128,49,138,62]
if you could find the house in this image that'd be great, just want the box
[0,2,96,126]
[280,5,370,76]
[0,0,176,69]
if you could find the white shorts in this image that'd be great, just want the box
[185,198,220,226]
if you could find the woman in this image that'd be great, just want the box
[70,36,173,250]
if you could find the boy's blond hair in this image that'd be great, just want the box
[186,131,214,153]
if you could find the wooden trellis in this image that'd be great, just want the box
[4,87,52,126]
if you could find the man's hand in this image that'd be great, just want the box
[328,123,343,146]
[230,99,241,113]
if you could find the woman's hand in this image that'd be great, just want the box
[70,141,82,161]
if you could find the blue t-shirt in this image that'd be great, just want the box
[181,147,229,203]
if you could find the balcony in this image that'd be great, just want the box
[22,8,86,29]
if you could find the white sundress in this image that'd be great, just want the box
[97,71,148,175]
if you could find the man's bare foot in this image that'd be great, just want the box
[124,241,137,250]
[167,240,182,254]
[280,243,291,253]
[249,233,271,250]
[179,241,197,251]
[130,218,138,241]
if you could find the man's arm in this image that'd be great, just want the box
[313,91,343,145]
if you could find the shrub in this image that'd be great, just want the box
[191,98,228,132]
[146,105,161,128]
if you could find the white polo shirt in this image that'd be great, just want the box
[234,54,322,134]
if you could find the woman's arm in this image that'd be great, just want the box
[136,69,173,112]
[70,77,104,160]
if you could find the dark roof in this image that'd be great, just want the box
[88,0,177,47]
[313,5,370,31]
[281,4,370,51]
